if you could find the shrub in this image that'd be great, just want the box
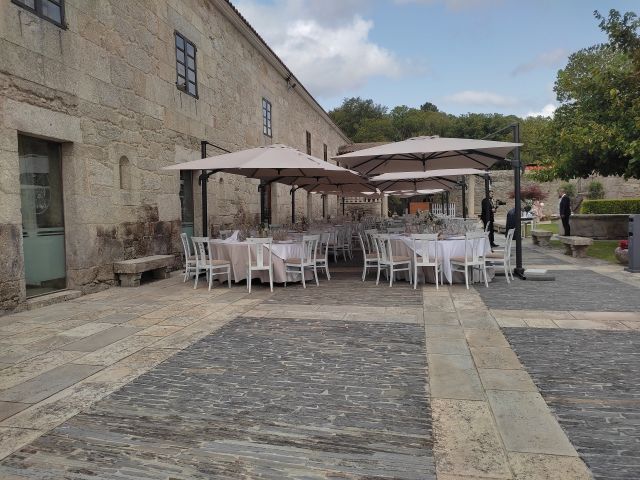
[587,181,605,200]
[619,239,628,250]
[559,182,576,199]
[508,184,547,201]
[580,199,640,214]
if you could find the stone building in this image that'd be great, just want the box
[0,0,350,312]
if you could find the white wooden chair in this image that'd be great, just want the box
[331,228,349,262]
[315,233,331,280]
[484,228,515,283]
[180,232,196,282]
[359,232,379,281]
[285,234,319,288]
[364,229,378,255]
[450,231,489,289]
[191,237,232,290]
[246,237,273,293]
[374,234,412,287]
[410,233,442,290]
[387,227,404,234]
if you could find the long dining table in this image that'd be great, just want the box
[389,234,494,284]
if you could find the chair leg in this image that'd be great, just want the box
[413,264,418,290]
[435,264,439,291]
[194,266,200,289]
[183,266,188,282]
[208,269,213,291]
[465,265,469,290]
[483,264,489,288]
[325,264,330,280]
[504,262,510,284]
[227,267,231,288]
[248,268,251,293]
[313,265,319,286]
[269,267,273,292]
[389,265,394,287]
[376,264,381,285]
[301,267,306,289]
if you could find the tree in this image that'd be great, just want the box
[420,101,439,112]
[328,97,387,139]
[543,9,640,179]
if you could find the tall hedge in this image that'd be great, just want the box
[580,199,640,214]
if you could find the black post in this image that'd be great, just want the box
[259,181,268,225]
[200,141,208,236]
[461,177,467,219]
[291,187,296,224]
[440,192,445,214]
[342,195,346,216]
[512,123,525,278]
[484,174,491,207]
[445,191,450,216]
[322,194,326,218]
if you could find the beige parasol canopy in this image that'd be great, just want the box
[333,136,521,176]
[370,168,487,193]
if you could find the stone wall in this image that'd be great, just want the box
[0,0,348,311]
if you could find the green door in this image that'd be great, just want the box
[19,135,66,297]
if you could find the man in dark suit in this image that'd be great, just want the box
[481,190,498,247]
[559,188,571,235]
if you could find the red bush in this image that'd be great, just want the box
[619,239,629,250]
[508,184,548,202]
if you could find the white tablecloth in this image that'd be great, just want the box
[390,235,493,284]
[209,241,313,284]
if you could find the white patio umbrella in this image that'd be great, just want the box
[333,136,521,176]
[164,144,364,228]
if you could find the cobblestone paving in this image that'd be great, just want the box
[477,269,640,311]
[504,328,640,480]
[265,275,423,307]
[0,317,434,479]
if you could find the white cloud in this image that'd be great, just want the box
[235,0,409,98]
[524,103,557,118]
[512,48,568,76]
[443,90,518,108]
[394,0,503,11]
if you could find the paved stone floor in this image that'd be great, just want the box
[0,239,639,479]
[505,328,640,480]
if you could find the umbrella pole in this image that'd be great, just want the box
[461,177,467,219]
[322,194,326,219]
[445,191,450,216]
[200,141,208,236]
[342,195,345,216]
[291,186,296,224]
[512,123,525,279]
[259,181,268,225]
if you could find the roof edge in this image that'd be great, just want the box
[212,0,351,143]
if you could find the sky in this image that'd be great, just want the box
[233,0,636,118]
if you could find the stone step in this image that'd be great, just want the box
[524,269,555,281]
[25,290,82,310]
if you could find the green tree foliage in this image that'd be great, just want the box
[420,101,439,112]
[542,9,640,179]
[328,97,387,139]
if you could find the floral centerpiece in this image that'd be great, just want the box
[615,239,629,265]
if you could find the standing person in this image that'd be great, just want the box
[559,188,571,236]
[481,190,498,248]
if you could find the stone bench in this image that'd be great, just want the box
[494,221,507,234]
[531,229,553,247]
[557,236,593,258]
[113,255,175,287]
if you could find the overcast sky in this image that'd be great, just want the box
[234,0,635,117]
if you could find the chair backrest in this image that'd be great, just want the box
[505,228,515,258]
[358,233,368,260]
[364,229,377,253]
[246,237,273,268]
[191,236,209,264]
[180,232,192,258]
[374,234,392,263]
[319,233,331,260]
[484,221,490,233]
[462,231,486,263]
[301,235,319,264]
[410,233,439,264]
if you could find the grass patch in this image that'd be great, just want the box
[534,223,559,234]
[549,239,618,263]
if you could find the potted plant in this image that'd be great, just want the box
[615,239,629,265]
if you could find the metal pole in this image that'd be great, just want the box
[513,123,525,278]
[445,191,450,216]
[322,194,326,219]
[291,187,296,224]
[461,177,467,219]
[484,174,490,206]
[259,181,268,225]
[200,141,208,236]
[342,195,345,216]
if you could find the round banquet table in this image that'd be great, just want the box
[208,240,314,284]
[389,234,495,284]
